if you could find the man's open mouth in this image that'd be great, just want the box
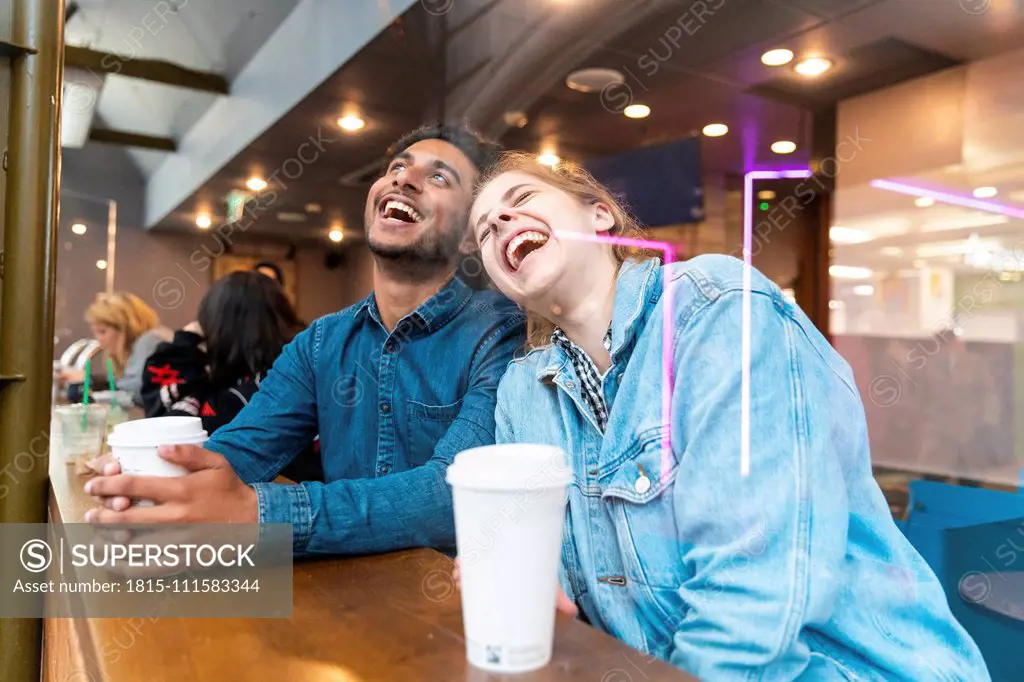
[504,230,550,271]
[380,198,423,224]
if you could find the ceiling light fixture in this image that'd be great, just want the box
[852,284,875,296]
[537,149,560,167]
[196,214,212,229]
[761,48,794,66]
[972,186,998,198]
[869,179,1024,219]
[880,246,904,257]
[96,259,107,270]
[914,196,935,208]
[829,300,844,310]
[328,227,344,243]
[624,104,651,119]
[702,123,728,137]
[771,140,796,154]
[337,114,365,132]
[829,265,873,279]
[829,226,873,244]
[794,57,833,77]
[71,222,87,235]
[565,67,625,93]
[246,177,268,192]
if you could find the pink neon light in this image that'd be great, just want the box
[869,179,1024,219]
[553,231,677,481]
[742,169,812,477]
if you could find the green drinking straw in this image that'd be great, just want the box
[81,357,91,431]
[106,357,117,401]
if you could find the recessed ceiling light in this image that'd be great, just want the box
[794,57,833,77]
[328,227,344,243]
[972,186,997,198]
[914,196,935,208]
[761,48,794,66]
[829,265,873,279]
[757,190,776,200]
[71,222,87,235]
[96,259,107,270]
[829,226,872,244]
[196,213,212,229]
[565,67,624,93]
[537,150,560,167]
[880,246,904,257]
[305,203,322,214]
[829,300,844,310]
[771,140,797,154]
[623,104,650,119]
[913,259,928,269]
[246,177,267,192]
[702,123,728,137]
[852,284,875,296]
[503,111,529,128]
[337,114,365,132]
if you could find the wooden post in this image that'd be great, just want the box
[0,0,64,679]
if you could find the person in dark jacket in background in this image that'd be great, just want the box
[141,271,323,482]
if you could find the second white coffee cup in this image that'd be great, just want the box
[446,443,572,674]
[107,416,208,506]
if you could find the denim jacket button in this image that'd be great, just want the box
[634,475,651,494]
[565,381,576,389]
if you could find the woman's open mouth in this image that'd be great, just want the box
[379,198,424,225]
[504,230,550,271]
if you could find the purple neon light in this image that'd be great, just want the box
[869,179,1024,220]
[742,168,813,476]
[552,231,676,481]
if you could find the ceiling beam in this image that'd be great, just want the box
[89,128,177,152]
[64,45,229,94]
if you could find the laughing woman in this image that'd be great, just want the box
[469,152,989,681]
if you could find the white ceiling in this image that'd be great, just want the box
[65,0,301,175]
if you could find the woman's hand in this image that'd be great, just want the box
[452,557,579,616]
[60,367,86,383]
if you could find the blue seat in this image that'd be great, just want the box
[898,481,1024,681]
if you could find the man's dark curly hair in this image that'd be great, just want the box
[384,123,502,174]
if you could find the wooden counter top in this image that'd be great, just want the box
[45,450,695,681]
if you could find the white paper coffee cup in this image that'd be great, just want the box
[446,444,572,674]
[107,416,208,506]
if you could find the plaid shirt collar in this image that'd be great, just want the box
[550,325,612,432]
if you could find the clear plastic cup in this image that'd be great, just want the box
[53,404,109,463]
[446,444,572,673]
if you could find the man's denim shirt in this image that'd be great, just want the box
[206,275,525,556]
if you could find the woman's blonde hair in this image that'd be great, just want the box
[85,292,161,371]
[475,151,659,348]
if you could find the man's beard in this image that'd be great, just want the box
[367,216,466,279]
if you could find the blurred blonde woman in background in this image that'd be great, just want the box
[62,291,172,406]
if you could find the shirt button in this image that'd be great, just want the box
[384,340,397,353]
[379,463,392,475]
[565,381,576,389]
[634,475,651,494]
[380,402,391,414]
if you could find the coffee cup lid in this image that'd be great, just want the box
[446,444,572,491]
[107,416,208,448]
